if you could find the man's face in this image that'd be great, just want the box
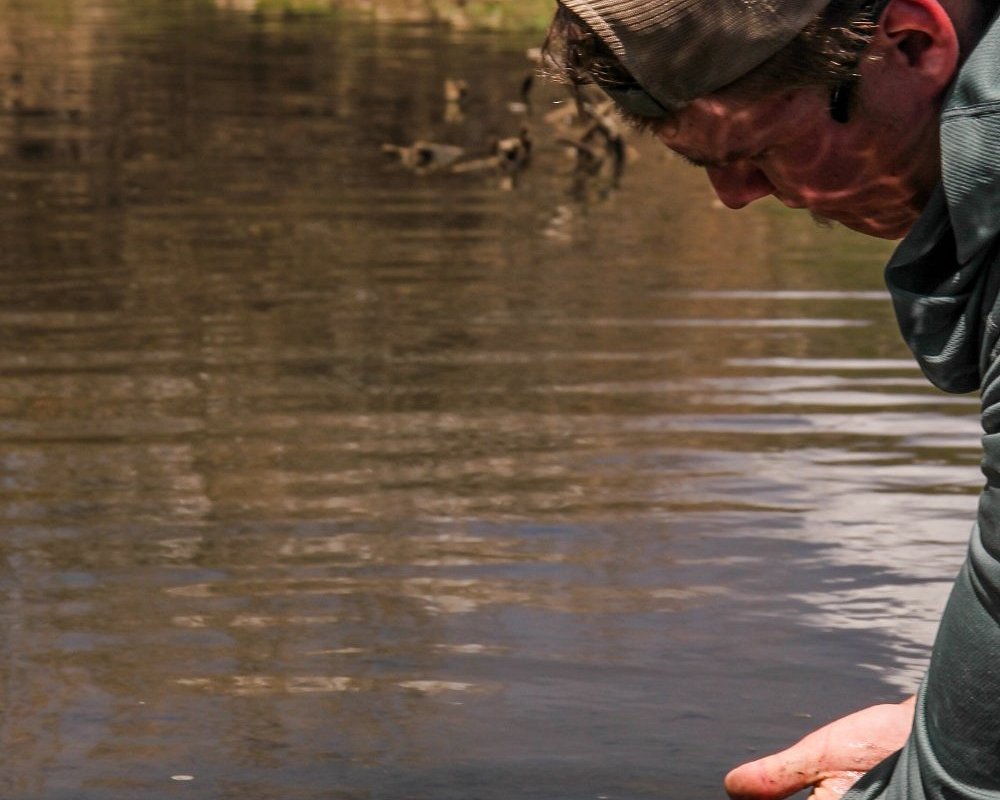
[656,80,943,240]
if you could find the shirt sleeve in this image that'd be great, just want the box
[843,358,1000,800]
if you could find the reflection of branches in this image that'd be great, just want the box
[381,58,634,199]
[553,90,628,203]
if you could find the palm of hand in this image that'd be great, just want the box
[724,697,916,800]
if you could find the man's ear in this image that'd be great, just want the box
[874,0,960,95]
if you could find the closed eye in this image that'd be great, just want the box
[677,152,709,168]
[675,149,770,169]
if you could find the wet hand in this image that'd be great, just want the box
[724,696,916,800]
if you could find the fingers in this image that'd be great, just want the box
[724,745,823,800]
[808,771,866,800]
[724,698,916,800]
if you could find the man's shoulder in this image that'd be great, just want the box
[943,10,1000,118]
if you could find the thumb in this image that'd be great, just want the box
[724,700,915,800]
[724,744,823,800]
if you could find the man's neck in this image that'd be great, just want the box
[945,0,997,61]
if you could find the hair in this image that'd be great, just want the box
[542,1,885,130]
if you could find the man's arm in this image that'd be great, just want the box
[724,696,916,800]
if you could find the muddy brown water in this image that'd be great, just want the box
[0,3,982,799]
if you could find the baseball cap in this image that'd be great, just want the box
[560,0,832,115]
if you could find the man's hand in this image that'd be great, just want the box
[724,696,916,800]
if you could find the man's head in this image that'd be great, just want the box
[545,0,989,239]
[547,0,877,118]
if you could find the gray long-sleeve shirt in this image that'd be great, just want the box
[844,10,1000,798]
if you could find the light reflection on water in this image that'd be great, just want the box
[0,3,982,799]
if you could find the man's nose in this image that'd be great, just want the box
[705,163,775,209]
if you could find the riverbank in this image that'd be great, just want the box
[221,0,556,31]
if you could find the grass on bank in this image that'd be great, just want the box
[251,0,557,31]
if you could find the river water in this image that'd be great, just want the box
[0,3,983,799]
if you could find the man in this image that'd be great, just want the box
[543,1,1000,799]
